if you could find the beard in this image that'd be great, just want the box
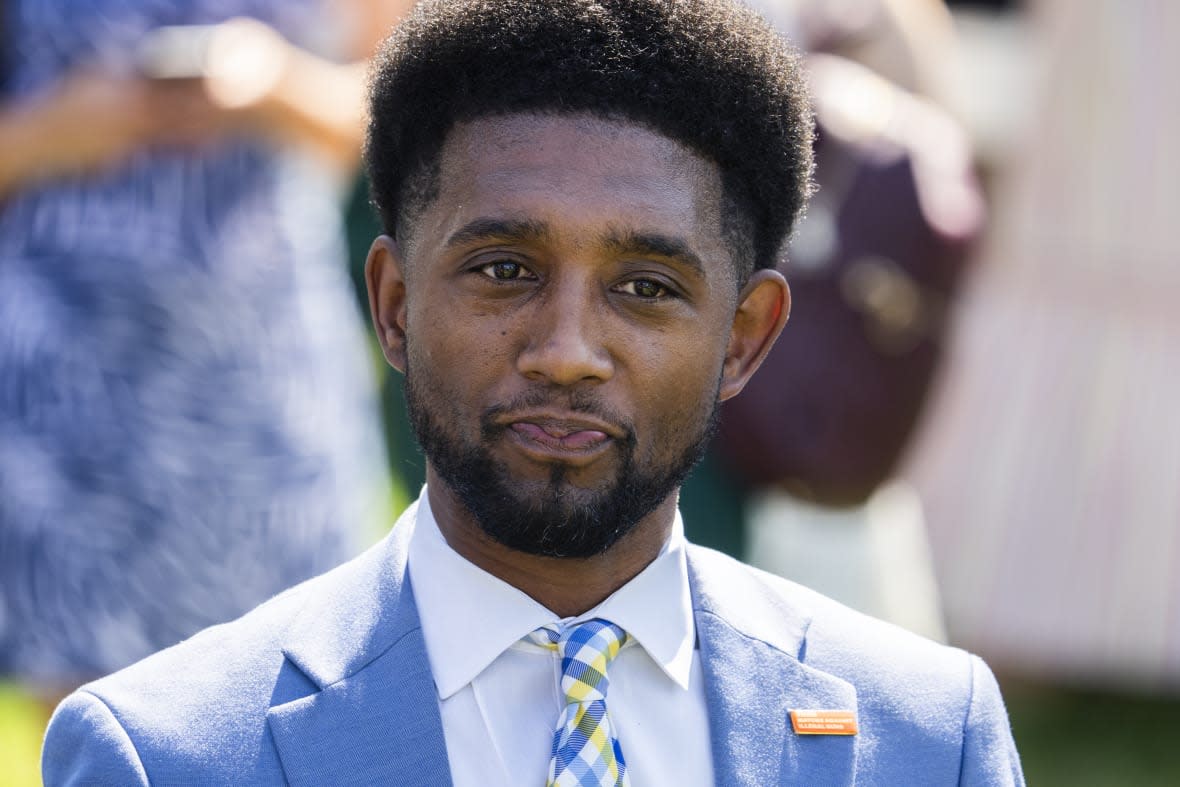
[404,363,720,559]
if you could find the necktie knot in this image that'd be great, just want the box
[531,619,628,706]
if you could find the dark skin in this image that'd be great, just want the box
[367,113,790,617]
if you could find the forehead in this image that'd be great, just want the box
[410,113,734,279]
[441,112,719,196]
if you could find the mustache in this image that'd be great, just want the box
[481,388,636,444]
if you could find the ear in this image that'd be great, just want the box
[365,235,409,373]
[719,269,791,401]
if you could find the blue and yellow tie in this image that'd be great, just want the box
[532,619,630,787]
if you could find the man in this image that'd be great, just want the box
[42,1,1023,784]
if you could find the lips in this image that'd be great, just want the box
[498,411,623,464]
[510,421,609,450]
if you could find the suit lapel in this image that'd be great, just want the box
[266,505,453,786]
[689,547,858,786]
[267,635,450,786]
[262,509,859,784]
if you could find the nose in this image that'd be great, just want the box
[516,276,614,386]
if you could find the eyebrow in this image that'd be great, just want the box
[602,228,706,277]
[442,218,708,277]
[443,217,551,250]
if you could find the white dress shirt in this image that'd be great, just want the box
[407,491,715,787]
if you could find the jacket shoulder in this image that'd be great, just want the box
[688,541,965,673]
[42,533,398,783]
[687,544,1023,784]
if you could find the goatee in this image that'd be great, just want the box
[404,366,719,558]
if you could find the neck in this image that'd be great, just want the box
[424,469,678,618]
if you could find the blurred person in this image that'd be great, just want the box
[0,0,412,700]
[717,53,983,641]
[676,0,980,642]
[908,0,1180,690]
[43,2,1021,783]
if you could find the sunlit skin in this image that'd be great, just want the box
[367,113,790,617]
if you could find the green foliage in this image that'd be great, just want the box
[0,683,48,787]
[1006,683,1180,786]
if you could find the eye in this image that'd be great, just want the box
[476,259,535,281]
[615,278,672,299]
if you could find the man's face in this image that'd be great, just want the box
[384,113,756,558]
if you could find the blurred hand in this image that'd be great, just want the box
[123,18,295,149]
[201,17,291,114]
[140,17,365,165]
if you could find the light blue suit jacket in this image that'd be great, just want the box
[43,507,1023,785]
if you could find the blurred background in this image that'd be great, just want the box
[2,0,1178,784]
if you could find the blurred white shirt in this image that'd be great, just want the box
[407,490,713,787]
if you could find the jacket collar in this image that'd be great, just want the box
[263,504,857,786]
[266,503,453,786]
[688,545,859,786]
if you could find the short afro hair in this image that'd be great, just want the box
[365,0,813,273]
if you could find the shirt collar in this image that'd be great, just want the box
[407,488,696,699]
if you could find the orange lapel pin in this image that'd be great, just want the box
[790,709,859,736]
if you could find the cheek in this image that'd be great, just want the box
[406,306,515,399]
[645,326,728,392]
[633,339,725,432]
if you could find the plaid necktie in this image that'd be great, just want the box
[531,619,631,787]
